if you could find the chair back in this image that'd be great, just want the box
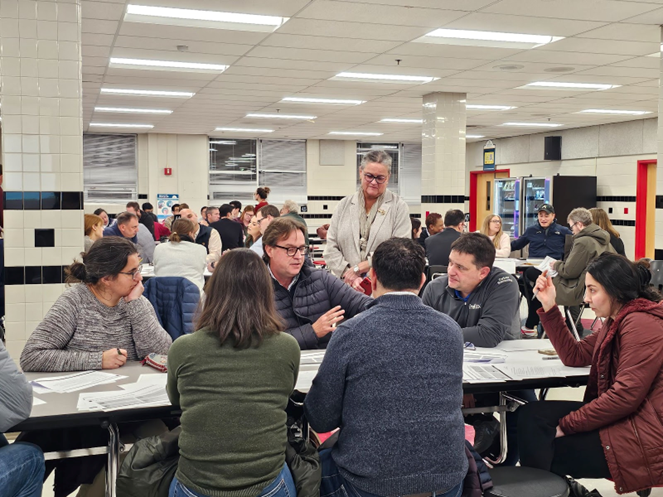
[649,260,663,292]
[143,276,200,340]
[428,265,448,281]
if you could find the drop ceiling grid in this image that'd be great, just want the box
[80,0,663,139]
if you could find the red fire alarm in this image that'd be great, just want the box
[164,168,172,176]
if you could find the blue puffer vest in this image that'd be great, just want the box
[143,277,200,340]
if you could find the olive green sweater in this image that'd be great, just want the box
[167,329,300,497]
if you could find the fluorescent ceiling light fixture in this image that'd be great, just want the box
[125,5,288,32]
[101,88,195,98]
[246,113,316,120]
[90,123,154,128]
[110,57,228,73]
[520,82,620,91]
[333,72,438,84]
[466,135,485,139]
[328,131,383,136]
[380,118,423,124]
[466,104,516,111]
[215,127,274,133]
[501,122,562,128]
[281,97,365,105]
[209,140,237,145]
[579,109,651,116]
[209,148,217,152]
[95,106,172,114]
[415,28,563,49]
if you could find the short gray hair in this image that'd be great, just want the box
[568,207,593,227]
[359,149,392,174]
[282,200,299,214]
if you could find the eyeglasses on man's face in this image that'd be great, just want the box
[363,172,387,184]
[119,265,143,280]
[274,245,308,257]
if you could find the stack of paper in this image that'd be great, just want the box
[464,352,507,364]
[493,364,590,380]
[463,364,512,383]
[78,375,169,412]
[31,371,127,394]
[538,256,558,277]
[300,351,326,365]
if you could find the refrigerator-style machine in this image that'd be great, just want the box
[494,175,597,239]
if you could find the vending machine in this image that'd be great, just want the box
[521,177,551,233]
[493,177,520,238]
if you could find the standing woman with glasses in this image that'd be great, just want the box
[324,149,411,289]
[20,236,172,372]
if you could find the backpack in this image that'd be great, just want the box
[463,440,493,497]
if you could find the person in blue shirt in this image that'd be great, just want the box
[511,204,572,337]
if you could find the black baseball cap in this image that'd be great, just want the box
[538,203,555,214]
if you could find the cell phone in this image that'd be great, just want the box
[359,277,372,296]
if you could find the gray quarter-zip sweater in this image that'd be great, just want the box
[422,267,520,348]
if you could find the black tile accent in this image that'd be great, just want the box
[608,207,613,214]
[41,191,61,210]
[138,194,148,199]
[62,192,83,210]
[465,196,470,202]
[610,219,636,227]
[42,266,63,284]
[421,195,466,204]
[24,192,40,210]
[301,214,333,219]
[35,229,55,248]
[5,267,24,285]
[410,213,421,218]
[308,196,345,201]
[657,196,663,209]
[597,196,637,202]
[656,249,663,261]
[4,192,23,210]
[25,266,42,285]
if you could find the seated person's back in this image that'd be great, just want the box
[425,209,465,266]
[20,237,172,372]
[153,218,207,290]
[167,249,300,497]
[262,217,372,350]
[423,232,520,348]
[209,204,244,252]
[305,238,467,497]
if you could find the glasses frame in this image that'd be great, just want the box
[119,264,143,280]
[274,244,308,257]
[363,172,388,184]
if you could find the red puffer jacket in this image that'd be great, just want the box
[539,299,663,495]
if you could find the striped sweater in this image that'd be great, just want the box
[20,283,172,372]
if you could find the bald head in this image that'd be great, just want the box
[179,209,198,225]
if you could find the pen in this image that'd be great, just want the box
[117,348,124,356]
[532,269,548,300]
[542,355,559,360]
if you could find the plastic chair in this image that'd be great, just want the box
[649,260,663,293]
[428,265,448,281]
[485,466,570,497]
[143,276,200,340]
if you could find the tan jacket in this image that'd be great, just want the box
[324,189,411,277]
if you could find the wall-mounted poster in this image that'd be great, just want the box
[157,194,179,221]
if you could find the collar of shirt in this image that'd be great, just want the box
[384,291,418,296]
[454,289,472,302]
[268,265,300,291]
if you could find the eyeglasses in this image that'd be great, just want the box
[363,172,387,184]
[119,265,143,280]
[569,222,577,230]
[257,217,268,224]
[274,245,308,257]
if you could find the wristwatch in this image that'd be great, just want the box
[353,265,360,274]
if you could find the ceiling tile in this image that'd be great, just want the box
[481,0,659,22]
[276,18,431,41]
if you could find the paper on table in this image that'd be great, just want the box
[78,383,170,412]
[295,370,318,392]
[31,385,53,395]
[494,364,589,380]
[537,256,558,277]
[464,352,507,364]
[32,397,46,406]
[300,352,326,365]
[119,374,167,390]
[463,364,511,383]
[33,371,126,393]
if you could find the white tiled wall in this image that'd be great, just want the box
[0,0,83,362]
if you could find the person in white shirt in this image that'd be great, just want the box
[250,205,280,258]
[481,214,511,258]
[153,218,207,290]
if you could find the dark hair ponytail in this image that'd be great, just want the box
[66,237,138,285]
[587,253,662,304]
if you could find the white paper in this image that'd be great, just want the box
[494,364,590,380]
[295,370,318,392]
[32,397,46,406]
[463,364,511,383]
[31,385,53,395]
[463,352,507,364]
[300,352,326,365]
[78,383,170,412]
[33,371,126,393]
[537,256,558,277]
[119,374,167,390]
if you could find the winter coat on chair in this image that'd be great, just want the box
[143,277,200,340]
[539,298,663,495]
[553,223,615,306]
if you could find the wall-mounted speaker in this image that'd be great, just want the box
[544,136,562,161]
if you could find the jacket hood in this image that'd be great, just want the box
[575,223,610,246]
